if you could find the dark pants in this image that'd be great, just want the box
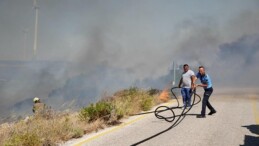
[201,87,215,116]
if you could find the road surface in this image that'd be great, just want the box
[64,89,259,146]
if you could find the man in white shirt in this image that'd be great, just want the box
[178,64,195,108]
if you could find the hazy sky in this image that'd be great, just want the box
[0,1,258,58]
[0,0,259,91]
[0,0,259,86]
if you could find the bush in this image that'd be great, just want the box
[114,87,138,97]
[141,97,153,111]
[71,128,84,138]
[128,87,138,95]
[4,132,41,146]
[111,87,157,116]
[148,88,161,96]
[79,101,113,122]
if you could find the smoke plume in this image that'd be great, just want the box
[0,0,259,121]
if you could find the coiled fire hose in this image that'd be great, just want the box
[154,87,201,122]
[130,87,202,146]
[132,87,201,122]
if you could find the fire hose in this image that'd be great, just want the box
[132,87,201,122]
[130,87,202,145]
[154,87,201,122]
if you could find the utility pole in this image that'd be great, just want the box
[33,0,39,60]
[172,61,175,86]
[23,28,28,60]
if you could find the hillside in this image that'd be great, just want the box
[0,87,170,146]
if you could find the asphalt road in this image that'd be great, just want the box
[64,89,259,146]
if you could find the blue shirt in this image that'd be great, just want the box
[196,73,212,89]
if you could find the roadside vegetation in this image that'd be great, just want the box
[0,87,169,146]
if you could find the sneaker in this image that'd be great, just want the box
[196,115,206,118]
[208,110,216,115]
[185,105,192,109]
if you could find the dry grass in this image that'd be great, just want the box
[0,113,85,146]
[0,87,166,146]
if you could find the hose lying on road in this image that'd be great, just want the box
[131,87,201,123]
[130,87,201,146]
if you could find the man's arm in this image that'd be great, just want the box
[196,77,208,87]
[178,77,183,88]
[197,83,208,87]
[196,74,208,88]
[191,75,196,90]
[32,105,35,113]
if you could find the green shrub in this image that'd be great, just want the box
[141,96,154,111]
[71,128,84,138]
[79,101,113,122]
[79,103,95,121]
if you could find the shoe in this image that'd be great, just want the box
[208,110,216,115]
[196,115,206,118]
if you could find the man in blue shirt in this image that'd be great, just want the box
[195,66,216,118]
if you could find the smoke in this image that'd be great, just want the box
[167,11,259,87]
[211,9,259,87]
[171,17,220,67]
[1,1,259,121]
[219,34,259,65]
[214,34,259,86]
[0,61,69,118]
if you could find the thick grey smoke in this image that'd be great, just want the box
[171,17,220,67]
[219,34,259,65]
[167,10,259,87]
[215,34,259,86]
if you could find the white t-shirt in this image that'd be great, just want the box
[181,70,195,88]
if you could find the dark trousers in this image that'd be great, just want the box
[201,87,215,116]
